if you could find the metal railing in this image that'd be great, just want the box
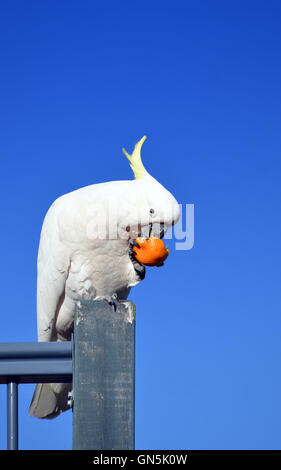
[0,299,135,451]
[0,341,73,450]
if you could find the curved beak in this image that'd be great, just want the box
[140,222,166,239]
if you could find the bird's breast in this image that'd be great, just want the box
[65,239,137,300]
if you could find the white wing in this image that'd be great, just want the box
[37,199,70,342]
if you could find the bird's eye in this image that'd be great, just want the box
[149,208,155,215]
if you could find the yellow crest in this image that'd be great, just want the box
[122,136,148,179]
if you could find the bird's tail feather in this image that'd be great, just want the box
[29,382,72,419]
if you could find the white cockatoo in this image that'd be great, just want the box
[29,136,180,418]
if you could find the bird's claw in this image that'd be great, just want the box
[67,390,74,408]
[128,239,146,281]
[129,238,140,250]
[107,293,118,312]
[128,239,138,261]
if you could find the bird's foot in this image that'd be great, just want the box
[128,239,146,281]
[128,238,140,256]
[67,390,74,409]
[103,293,119,312]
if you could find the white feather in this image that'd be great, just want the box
[30,163,180,418]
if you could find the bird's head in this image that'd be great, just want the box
[118,136,180,240]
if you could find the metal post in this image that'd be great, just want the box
[72,299,135,450]
[7,382,18,450]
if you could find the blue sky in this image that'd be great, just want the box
[0,0,281,450]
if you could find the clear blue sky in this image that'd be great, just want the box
[0,0,280,450]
